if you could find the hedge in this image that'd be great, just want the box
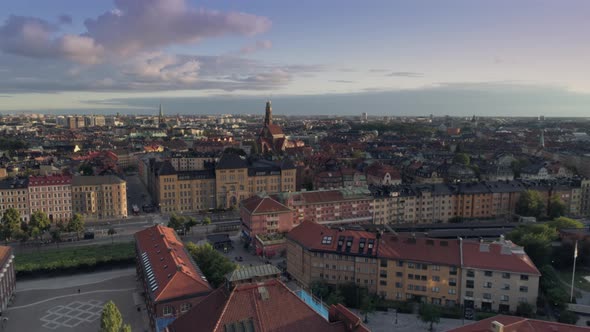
[15,242,136,278]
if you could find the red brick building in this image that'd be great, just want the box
[167,279,369,332]
[0,246,15,314]
[135,225,212,331]
[449,314,590,332]
[28,175,72,223]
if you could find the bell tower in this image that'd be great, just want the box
[264,100,272,126]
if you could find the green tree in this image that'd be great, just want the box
[100,300,131,332]
[453,153,470,166]
[310,281,331,299]
[184,217,198,234]
[515,302,536,318]
[185,242,236,287]
[168,213,185,230]
[30,210,51,235]
[506,223,557,267]
[548,195,567,219]
[79,164,94,176]
[202,216,212,226]
[558,310,579,324]
[107,227,117,244]
[50,227,62,248]
[418,303,441,332]
[548,217,584,230]
[326,288,345,306]
[1,208,21,244]
[359,293,376,323]
[516,190,545,218]
[67,213,85,240]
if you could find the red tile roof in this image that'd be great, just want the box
[168,279,368,332]
[378,234,462,266]
[135,225,212,303]
[28,175,72,186]
[0,246,12,269]
[287,221,378,256]
[267,124,284,136]
[241,196,292,215]
[461,240,541,275]
[448,314,590,332]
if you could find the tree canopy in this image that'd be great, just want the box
[548,217,584,230]
[418,303,441,332]
[1,208,21,243]
[67,213,85,239]
[186,242,236,287]
[30,211,51,233]
[548,195,567,219]
[453,153,470,166]
[506,223,557,267]
[100,300,131,332]
[516,190,545,218]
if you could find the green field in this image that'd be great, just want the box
[15,242,136,277]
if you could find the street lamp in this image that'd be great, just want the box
[394,308,398,325]
[570,240,578,303]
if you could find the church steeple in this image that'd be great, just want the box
[264,100,272,126]
[540,129,545,149]
[158,103,164,125]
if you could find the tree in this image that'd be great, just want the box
[359,293,376,323]
[67,213,85,240]
[453,153,470,166]
[50,227,62,248]
[79,164,94,176]
[507,224,557,267]
[168,213,185,230]
[100,300,131,332]
[1,208,21,244]
[310,281,331,299]
[185,242,236,287]
[107,227,117,244]
[326,288,345,306]
[548,195,567,219]
[30,211,51,235]
[558,310,579,324]
[202,216,212,226]
[516,190,545,218]
[184,217,198,234]
[418,303,441,332]
[515,302,536,318]
[548,217,584,230]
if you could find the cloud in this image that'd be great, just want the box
[58,15,73,25]
[369,68,389,73]
[329,80,355,83]
[387,71,424,78]
[83,0,271,56]
[239,40,272,54]
[0,0,271,63]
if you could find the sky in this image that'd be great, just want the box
[0,0,589,116]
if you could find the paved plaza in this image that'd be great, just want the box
[4,268,149,332]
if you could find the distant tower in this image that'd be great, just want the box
[158,104,164,125]
[540,130,545,148]
[264,100,272,126]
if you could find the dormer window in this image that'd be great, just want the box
[321,236,332,245]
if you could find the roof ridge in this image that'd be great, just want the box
[251,286,266,331]
[213,287,235,332]
[252,197,266,213]
[154,269,179,302]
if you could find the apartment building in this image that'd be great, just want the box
[71,175,127,219]
[155,161,216,213]
[287,221,539,313]
[0,177,29,222]
[460,238,540,313]
[169,151,218,172]
[28,175,72,223]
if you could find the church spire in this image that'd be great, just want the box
[158,103,164,125]
[264,100,272,126]
[540,129,545,148]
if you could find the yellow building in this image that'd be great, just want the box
[71,175,127,219]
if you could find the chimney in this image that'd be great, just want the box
[490,321,504,332]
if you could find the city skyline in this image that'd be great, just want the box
[1,0,590,116]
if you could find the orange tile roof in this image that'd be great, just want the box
[135,225,212,303]
[448,315,590,332]
[0,246,12,268]
[168,279,368,332]
[461,241,541,275]
[287,221,378,256]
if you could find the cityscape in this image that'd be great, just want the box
[1,1,590,332]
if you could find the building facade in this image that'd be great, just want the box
[71,175,127,219]
[0,177,30,222]
[28,175,72,223]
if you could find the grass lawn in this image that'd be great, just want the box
[15,242,135,275]
[557,269,590,293]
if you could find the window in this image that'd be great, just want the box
[520,286,528,293]
[520,275,529,281]
[500,295,509,302]
[380,280,387,286]
[396,272,403,277]
[465,291,474,297]
[449,278,457,287]
[380,270,387,278]
[432,276,441,282]
[449,266,457,275]
[432,265,440,271]
[380,259,388,267]
[483,282,492,288]
[502,272,511,279]
[408,274,414,280]
[448,288,456,295]
[321,236,333,245]
[163,305,173,316]
[483,293,492,300]
[484,271,493,277]
[180,303,191,313]
[502,284,510,290]
[431,287,440,293]
[395,282,402,288]
[466,280,474,289]
[466,270,475,278]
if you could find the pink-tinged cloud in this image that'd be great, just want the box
[0,0,271,63]
[84,0,272,56]
[239,40,272,54]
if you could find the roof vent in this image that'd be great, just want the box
[258,286,270,301]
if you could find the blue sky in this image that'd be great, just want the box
[1,0,589,116]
